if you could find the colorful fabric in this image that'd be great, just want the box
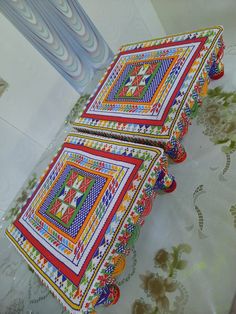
[6,132,172,313]
[73,26,224,147]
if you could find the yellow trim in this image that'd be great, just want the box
[73,122,171,139]
[67,132,162,156]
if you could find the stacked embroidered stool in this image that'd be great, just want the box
[6,26,225,314]
[6,132,175,313]
[73,26,224,162]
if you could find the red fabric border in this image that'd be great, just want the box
[14,142,142,285]
[82,37,207,126]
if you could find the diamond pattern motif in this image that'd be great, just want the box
[46,170,95,228]
[116,62,161,99]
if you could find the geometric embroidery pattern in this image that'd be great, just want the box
[46,170,95,228]
[75,26,224,144]
[105,58,173,104]
[110,60,162,101]
[6,132,167,313]
[38,165,106,238]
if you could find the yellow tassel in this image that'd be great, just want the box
[200,79,208,97]
[112,255,126,277]
[91,297,99,307]
[188,98,195,109]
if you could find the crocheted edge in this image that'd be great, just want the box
[5,136,171,314]
[90,156,173,311]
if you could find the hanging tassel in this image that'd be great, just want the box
[112,255,126,277]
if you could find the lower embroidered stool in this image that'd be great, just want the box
[73,26,225,162]
[6,132,175,313]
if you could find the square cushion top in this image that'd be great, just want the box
[73,26,224,144]
[6,132,168,313]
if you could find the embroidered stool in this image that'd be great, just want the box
[6,132,175,313]
[73,26,224,162]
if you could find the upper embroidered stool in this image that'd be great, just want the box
[73,26,224,162]
[6,132,175,314]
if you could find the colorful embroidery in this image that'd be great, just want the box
[106,58,172,103]
[6,132,173,313]
[74,26,224,159]
[5,26,226,313]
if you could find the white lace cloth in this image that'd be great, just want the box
[0,52,236,314]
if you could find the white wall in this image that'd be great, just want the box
[151,0,236,46]
[79,0,166,51]
[0,13,79,213]
[0,1,165,215]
